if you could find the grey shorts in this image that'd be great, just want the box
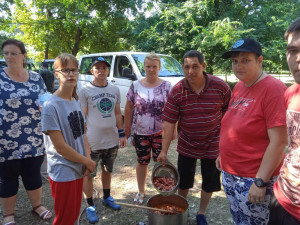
[90,146,118,177]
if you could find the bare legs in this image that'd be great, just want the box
[178,188,213,215]
[102,170,111,190]
[1,195,17,224]
[83,169,112,199]
[136,163,148,194]
[1,187,51,224]
[83,176,93,199]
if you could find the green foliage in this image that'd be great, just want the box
[1,0,300,73]
[130,0,300,75]
[9,0,143,61]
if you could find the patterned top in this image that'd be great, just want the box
[0,68,46,162]
[127,80,172,135]
[162,73,231,159]
[274,83,300,221]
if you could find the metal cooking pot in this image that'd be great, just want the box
[151,161,179,196]
[147,194,188,225]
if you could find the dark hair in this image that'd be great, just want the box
[285,17,300,40]
[2,39,27,68]
[41,62,48,67]
[1,39,26,54]
[183,50,204,64]
[54,53,79,100]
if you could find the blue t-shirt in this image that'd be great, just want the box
[42,95,86,182]
[0,69,46,162]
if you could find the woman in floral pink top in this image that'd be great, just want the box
[124,53,172,205]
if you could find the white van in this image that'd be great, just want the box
[78,52,184,113]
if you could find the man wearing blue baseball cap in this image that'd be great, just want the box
[79,57,126,223]
[217,38,288,224]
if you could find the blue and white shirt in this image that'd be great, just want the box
[0,68,46,162]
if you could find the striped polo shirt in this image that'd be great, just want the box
[162,73,231,159]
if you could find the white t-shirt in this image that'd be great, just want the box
[79,82,121,150]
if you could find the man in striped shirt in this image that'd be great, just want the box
[158,50,231,225]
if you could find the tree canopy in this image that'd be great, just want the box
[1,0,300,73]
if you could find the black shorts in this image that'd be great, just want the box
[0,156,44,198]
[177,154,221,193]
[268,195,300,225]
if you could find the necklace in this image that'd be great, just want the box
[249,71,264,87]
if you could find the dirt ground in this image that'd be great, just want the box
[0,139,233,225]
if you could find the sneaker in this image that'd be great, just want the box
[196,214,208,225]
[86,206,99,224]
[133,193,145,205]
[102,196,121,210]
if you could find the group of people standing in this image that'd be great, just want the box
[1,17,300,225]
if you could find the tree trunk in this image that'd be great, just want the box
[44,45,49,59]
[72,28,83,56]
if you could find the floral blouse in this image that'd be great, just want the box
[0,68,46,162]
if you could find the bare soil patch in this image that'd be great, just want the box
[0,139,233,225]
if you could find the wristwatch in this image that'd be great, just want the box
[254,178,268,188]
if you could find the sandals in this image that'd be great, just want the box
[3,213,16,225]
[134,193,145,205]
[32,204,52,220]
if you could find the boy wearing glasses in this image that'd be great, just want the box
[79,57,126,223]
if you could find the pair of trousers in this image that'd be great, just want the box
[49,177,83,225]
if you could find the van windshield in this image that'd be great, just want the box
[132,54,183,77]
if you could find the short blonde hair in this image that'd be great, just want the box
[144,52,161,67]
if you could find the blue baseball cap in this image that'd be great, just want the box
[90,57,110,68]
[222,38,262,59]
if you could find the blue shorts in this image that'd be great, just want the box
[222,171,277,225]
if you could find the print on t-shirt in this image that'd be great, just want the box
[132,86,168,133]
[230,96,255,112]
[67,110,84,140]
[287,110,300,147]
[91,93,116,118]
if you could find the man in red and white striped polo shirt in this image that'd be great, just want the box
[158,50,231,225]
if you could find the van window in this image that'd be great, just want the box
[0,60,6,69]
[43,61,54,72]
[114,56,134,78]
[132,54,183,77]
[0,59,37,72]
[80,56,112,75]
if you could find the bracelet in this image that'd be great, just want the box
[118,129,125,138]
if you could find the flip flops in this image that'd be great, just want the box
[32,204,52,220]
[134,193,145,205]
[3,213,15,225]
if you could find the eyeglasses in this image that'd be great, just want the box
[2,52,23,57]
[55,69,79,76]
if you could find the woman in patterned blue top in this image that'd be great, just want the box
[0,39,52,225]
